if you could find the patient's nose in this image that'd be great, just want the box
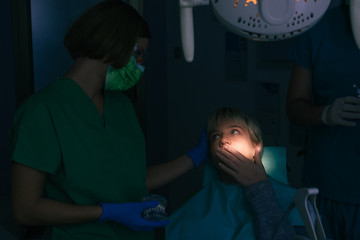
[219,135,231,146]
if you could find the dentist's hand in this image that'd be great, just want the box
[216,146,267,187]
[322,96,360,126]
[99,201,169,231]
[186,127,208,168]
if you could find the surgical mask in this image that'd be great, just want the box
[105,55,145,91]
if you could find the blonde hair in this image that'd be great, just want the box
[207,107,263,156]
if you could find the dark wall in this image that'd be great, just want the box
[143,0,168,167]
[0,0,16,196]
[142,0,170,199]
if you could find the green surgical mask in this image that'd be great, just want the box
[105,55,145,91]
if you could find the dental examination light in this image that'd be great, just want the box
[350,0,360,49]
[179,0,331,62]
[180,0,210,62]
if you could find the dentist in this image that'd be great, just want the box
[9,1,207,239]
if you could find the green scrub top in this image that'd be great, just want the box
[9,78,153,240]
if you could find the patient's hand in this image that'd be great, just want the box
[216,146,267,187]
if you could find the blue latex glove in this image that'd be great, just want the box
[99,201,169,231]
[186,127,208,168]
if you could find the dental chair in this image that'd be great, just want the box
[292,188,327,240]
[261,147,328,240]
[271,187,327,240]
[165,146,329,240]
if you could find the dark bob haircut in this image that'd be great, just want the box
[64,0,145,68]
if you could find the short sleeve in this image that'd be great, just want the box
[288,31,313,71]
[9,101,61,174]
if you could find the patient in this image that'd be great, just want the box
[166,107,303,240]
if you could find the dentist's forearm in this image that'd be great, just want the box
[146,154,194,192]
[11,162,103,226]
[13,198,103,226]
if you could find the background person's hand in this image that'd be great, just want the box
[322,96,360,126]
[216,145,267,187]
[99,201,169,231]
[186,126,208,168]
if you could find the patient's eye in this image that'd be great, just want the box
[231,129,240,135]
[210,133,220,142]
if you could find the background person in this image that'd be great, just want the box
[286,1,360,238]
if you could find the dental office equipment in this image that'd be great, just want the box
[273,187,328,240]
[293,188,327,240]
[180,0,360,62]
[141,194,169,221]
[350,0,360,49]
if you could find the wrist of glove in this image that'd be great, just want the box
[321,104,334,126]
[186,148,206,168]
[321,96,360,126]
[99,201,169,231]
[186,127,208,168]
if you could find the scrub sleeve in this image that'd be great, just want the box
[9,78,153,240]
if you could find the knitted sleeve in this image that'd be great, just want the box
[244,180,296,240]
